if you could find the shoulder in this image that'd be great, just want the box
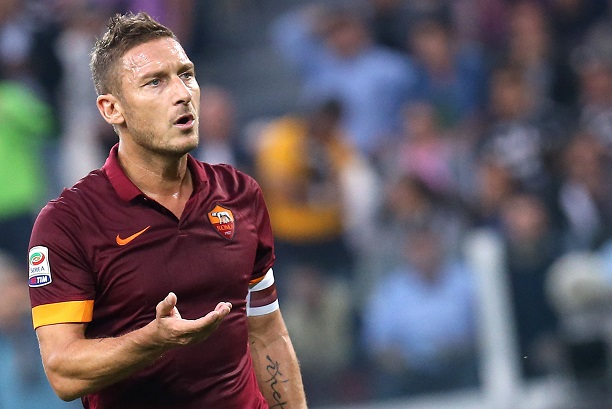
[360,47,416,85]
[33,170,109,235]
[374,268,410,293]
[368,46,414,69]
[57,169,109,207]
[457,43,486,69]
[260,116,306,141]
[445,261,476,289]
[199,161,262,196]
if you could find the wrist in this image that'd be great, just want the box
[130,321,168,358]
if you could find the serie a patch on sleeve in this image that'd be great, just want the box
[28,246,52,287]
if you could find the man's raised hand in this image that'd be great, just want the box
[154,292,232,347]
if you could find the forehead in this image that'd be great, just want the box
[120,37,191,79]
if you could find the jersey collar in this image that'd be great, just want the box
[102,144,207,202]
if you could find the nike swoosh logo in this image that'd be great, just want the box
[116,226,150,246]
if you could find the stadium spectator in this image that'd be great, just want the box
[367,0,414,52]
[477,64,572,199]
[467,158,519,230]
[54,0,108,187]
[367,0,451,53]
[406,17,487,132]
[193,85,253,173]
[556,132,612,251]
[363,172,468,287]
[380,101,468,199]
[0,251,80,408]
[362,226,479,398]
[271,3,416,160]
[0,79,54,264]
[282,265,354,406]
[498,192,564,378]
[548,0,609,62]
[254,99,363,288]
[503,1,580,108]
[574,21,612,153]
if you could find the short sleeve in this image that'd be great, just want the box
[250,179,276,283]
[28,202,96,329]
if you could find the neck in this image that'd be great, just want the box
[119,142,190,190]
[117,140,194,218]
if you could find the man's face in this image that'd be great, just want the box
[115,37,200,156]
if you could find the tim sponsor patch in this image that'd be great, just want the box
[29,246,52,287]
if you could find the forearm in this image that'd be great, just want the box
[37,294,231,401]
[249,313,307,408]
[38,322,165,401]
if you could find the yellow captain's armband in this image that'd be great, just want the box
[31,300,94,329]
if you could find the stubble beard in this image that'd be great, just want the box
[130,122,199,159]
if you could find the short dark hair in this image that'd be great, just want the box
[90,12,178,95]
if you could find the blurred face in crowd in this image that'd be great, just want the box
[579,61,612,105]
[564,134,606,190]
[490,68,531,120]
[509,1,550,62]
[476,160,516,214]
[199,87,235,142]
[98,37,200,157]
[402,102,438,143]
[501,194,549,243]
[0,0,20,23]
[324,16,370,59]
[386,175,431,221]
[403,230,443,282]
[409,20,452,74]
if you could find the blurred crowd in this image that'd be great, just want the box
[2,0,612,408]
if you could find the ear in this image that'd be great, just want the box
[97,94,125,126]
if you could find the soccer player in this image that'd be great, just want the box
[28,12,307,409]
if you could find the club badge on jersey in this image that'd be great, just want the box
[208,204,235,240]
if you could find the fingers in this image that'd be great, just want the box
[155,294,232,337]
[209,302,232,323]
[165,292,178,306]
[156,292,178,319]
[214,302,232,316]
[195,302,232,327]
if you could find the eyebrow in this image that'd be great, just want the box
[178,62,196,73]
[139,61,195,80]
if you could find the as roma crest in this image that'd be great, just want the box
[208,205,235,240]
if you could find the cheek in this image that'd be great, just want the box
[126,102,160,124]
[192,89,201,110]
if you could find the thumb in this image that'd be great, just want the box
[157,292,178,318]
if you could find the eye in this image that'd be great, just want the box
[180,71,195,80]
[147,78,161,87]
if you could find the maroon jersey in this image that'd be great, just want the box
[28,145,274,409]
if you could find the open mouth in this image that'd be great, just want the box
[174,113,195,127]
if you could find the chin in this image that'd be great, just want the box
[152,141,197,158]
[170,134,199,155]
[173,142,198,157]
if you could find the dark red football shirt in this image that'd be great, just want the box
[28,145,274,409]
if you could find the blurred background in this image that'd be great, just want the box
[2,0,612,408]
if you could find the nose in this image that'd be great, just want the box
[171,76,192,105]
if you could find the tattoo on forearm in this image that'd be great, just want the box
[264,355,288,408]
